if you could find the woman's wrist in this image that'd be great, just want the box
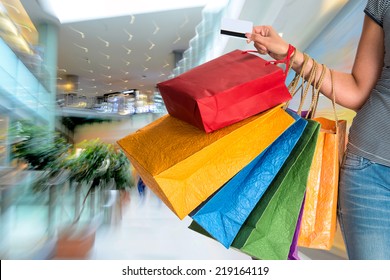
[291,50,314,75]
[288,49,331,102]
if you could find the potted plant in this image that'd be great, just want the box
[11,121,72,231]
[11,121,71,173]
[8,121,72,259]
[55,139,133,259]
[12,127,134,259]
[102,148,134,223]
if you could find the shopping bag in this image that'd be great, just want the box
[297,117,346,249]
[288,197,305,260]
[188,120,319,259]
[189,198,306,260]
[230,119,320,260]
[157,48,294,133]
[117,106,295,219]
[297,68,347,250]
[190,110,307,248]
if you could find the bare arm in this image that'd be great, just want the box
[246,15,384,111]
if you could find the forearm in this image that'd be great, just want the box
[248,18,383,110]
[290,49,373,111]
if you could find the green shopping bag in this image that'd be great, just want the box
[189,119,319,260]
[231,119,319,260]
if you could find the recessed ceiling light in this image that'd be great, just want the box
[38,0,212,23]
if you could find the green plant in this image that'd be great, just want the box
[66,139,112,189]
[10,121,72,192]
[108,149,133,190]
[12,123,133,222]
[11,121,71,171]
[64,139,133,222]
[66,139,132,188]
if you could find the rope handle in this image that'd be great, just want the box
[329,69,340,132]
[288,53,309,95]
[297,58,318,115]
[303,63,340,132]
[284,53,310,110]
[305,62,327,118]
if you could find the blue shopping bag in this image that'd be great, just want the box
[190,110,307,248]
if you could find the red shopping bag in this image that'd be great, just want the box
[157,47,294,133]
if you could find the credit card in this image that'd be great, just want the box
[220,18,253,39]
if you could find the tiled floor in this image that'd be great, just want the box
[89,187,251,260]
[89,188,346,260]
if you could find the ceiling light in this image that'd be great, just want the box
[73,43,88,52]
[122,60,131,66]
[148,40,155,50]
[99,52,110,59]
[129,15,135,24]
[39,0,212,23]
[97,36,110,47]
[173,34,181,44]
[122,45,132,54]
[123,29,133,41]
[144,53,152,61]
[180,16,190,28]
[152,21,160,34]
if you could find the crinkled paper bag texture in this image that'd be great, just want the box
[188,198,305,260]
[117,106,294,219]
[190,113,307,248]
[157,49,292,133]
[288,197,305,260]
[231,120,320,260]
[298,117,347,250]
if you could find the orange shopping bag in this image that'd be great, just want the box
[298,117,346,249]
[297,68,347,249]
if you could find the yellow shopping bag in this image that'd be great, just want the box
[117,106,294,219]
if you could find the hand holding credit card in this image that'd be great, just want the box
[220,18,253,39]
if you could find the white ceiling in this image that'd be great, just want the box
[21,0,205,98]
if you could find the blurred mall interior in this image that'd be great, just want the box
[0,0,365,260]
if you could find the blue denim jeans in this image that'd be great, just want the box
[338,150,390,260]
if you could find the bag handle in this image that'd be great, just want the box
[288,53,310,96]
[265,44,296,76]
[281,48,340,131]
[242,44,296,77]
[284,53,310,110]
[302,62,340,132]
[305,62,327,118]
[296,58,319,115]
[329,68,340,133]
